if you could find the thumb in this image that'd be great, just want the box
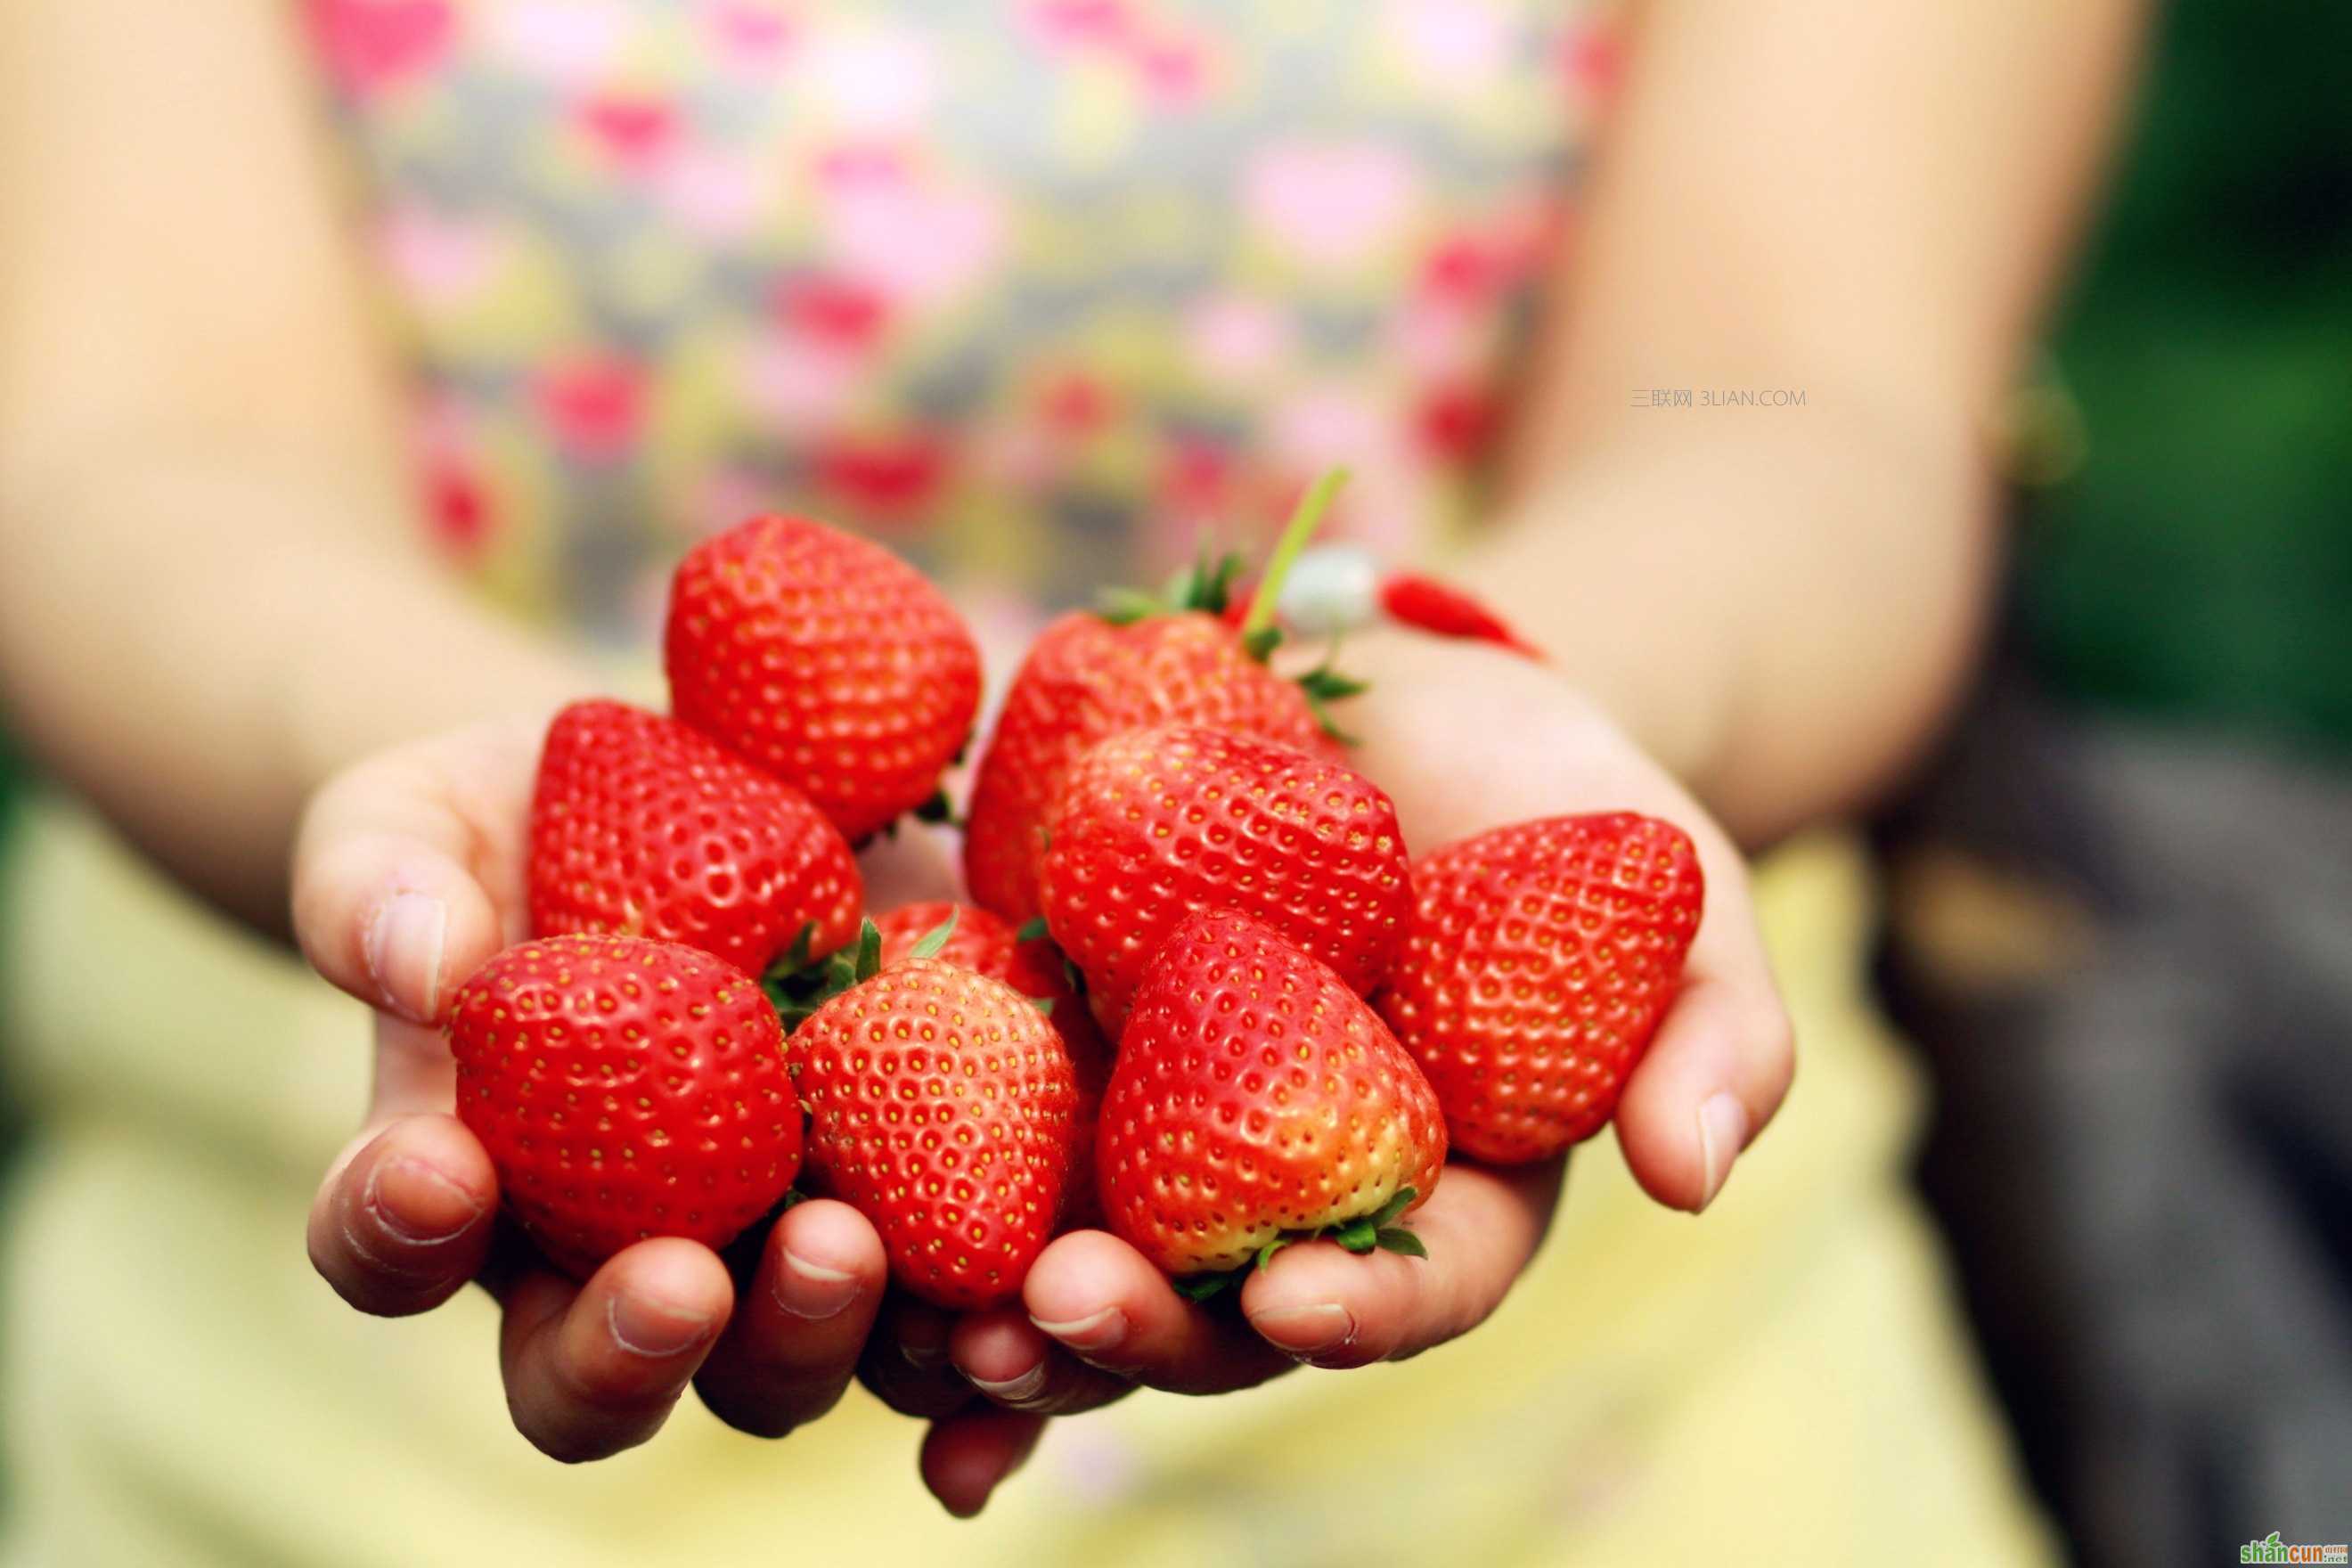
[291,738,525,1025]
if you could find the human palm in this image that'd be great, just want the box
[296,637,1791,1512]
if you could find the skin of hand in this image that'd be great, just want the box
[294,633,1793,1513]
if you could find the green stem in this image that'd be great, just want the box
[1240,468,1349,645]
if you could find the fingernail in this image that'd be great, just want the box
[608,1294,718,1359]
[968,1361,1047,1404]
[773,1247,861,1320]
[365,1156,484,1245]
[1697,1092,1751,1211]
[1027,1306,1127,1356]
[365,893,448,1023]
[900,1326,951,1371]
[1247,1302,1355,1357]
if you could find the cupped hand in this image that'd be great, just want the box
[294,712,961,1466]
[926,631,1794,1492]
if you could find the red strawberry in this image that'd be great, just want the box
[872,901,1112,1227]
[962,610,1335,921]
[448,935,801,1275]
[788,954,1077,1309]
[665,514,982,843]
[1099,910,1447,1279]
[1376,813,1703,1163]
[529,699,862,975]
[1040,723,1414,1032]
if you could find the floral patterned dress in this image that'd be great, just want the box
[0,4,2054,1565]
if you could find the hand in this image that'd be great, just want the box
[920,632,1794,1497]
[293,713,962,1466]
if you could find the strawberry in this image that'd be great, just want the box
[1375,813,1703,1163]
[1098,910,1447,1282]
[962,612,1336,921]
[871,902,1112,1228]
[1040,723,1414,1032]
[447,935,801,1275]
[788,949,1078,1309]
[528,699,862,975]
[962,470,1357,922]
[665,514,982,843]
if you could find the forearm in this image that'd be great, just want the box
[1458,0,2144,844]
[0,448,585,934]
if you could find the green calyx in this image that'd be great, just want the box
[764,916,889,1030]
[1091,467,1352,667]
[1172,1186,1426,1303]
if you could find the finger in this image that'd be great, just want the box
[292,749,519,1025]
[693,1200,888,1438]
[1237,1160,1564,1368]
[948,1307,1134,1416]
[1614,857,1796,1212]
[499,1237,732,1463]
[1023,1230,1295,1395]
[306,1107,496,1316]
[858,1294,977,1420]
[856,818,965,909]
[919,1408,1047,1519]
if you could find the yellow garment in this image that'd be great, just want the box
[2,796,2052,1566]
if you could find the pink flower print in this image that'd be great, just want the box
[1019,0,1135,55]
[577,93,679,171]
[305,0,455,97]
[740,332,858,437]
[690,468,777,538]
[1241,141,1423,270]
[658,147,768,239]
[820,175,1007,308]
[1561,24,1623,104]
[425,460,493,556]
[534,354,647,461]
[378,201,503,306]
[774,276,892,352]
[1131,29,1212,109]
[1381,0,1512,89]
[486,0,632,86]
[1413,383,1501,463]
[703,1,796,69]
[797,27,938,135]
[1392,295,1481,379]
[1181,294,1294,382]
[1038,372,1115,437]
[813,430,951,525]
[1419,234,1502,300]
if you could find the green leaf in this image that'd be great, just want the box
[1173,1271,1239,1303]
[908,908,960,960]
[1014,916,1049,943]
[1366,1186,1417,1229]
[1296,666,1369,702]
[853,919,883,984]
[1254,1237,1290,1271]
[1097,587,1165,625]
[772,922,816,978]
[1241,625,1284,661]
[1332,1220,1378,1254]
[1374,1228,1427,1259]
[1030,995,1056,1017]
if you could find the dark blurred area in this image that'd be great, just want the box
[1879,0,2352,1563]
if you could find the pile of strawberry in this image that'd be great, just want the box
[448,479,1705,1311]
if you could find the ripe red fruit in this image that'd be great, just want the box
[528,699,862,975]
[1099,911,1448,1278]
[788,957,1078,1309]
[871,902,1112,1227]
[447,935,802,1276]
[1040,723,1413,1032]
[962,610,1335,922]
[665,514,982,843]
[1376,813,1703,1163]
